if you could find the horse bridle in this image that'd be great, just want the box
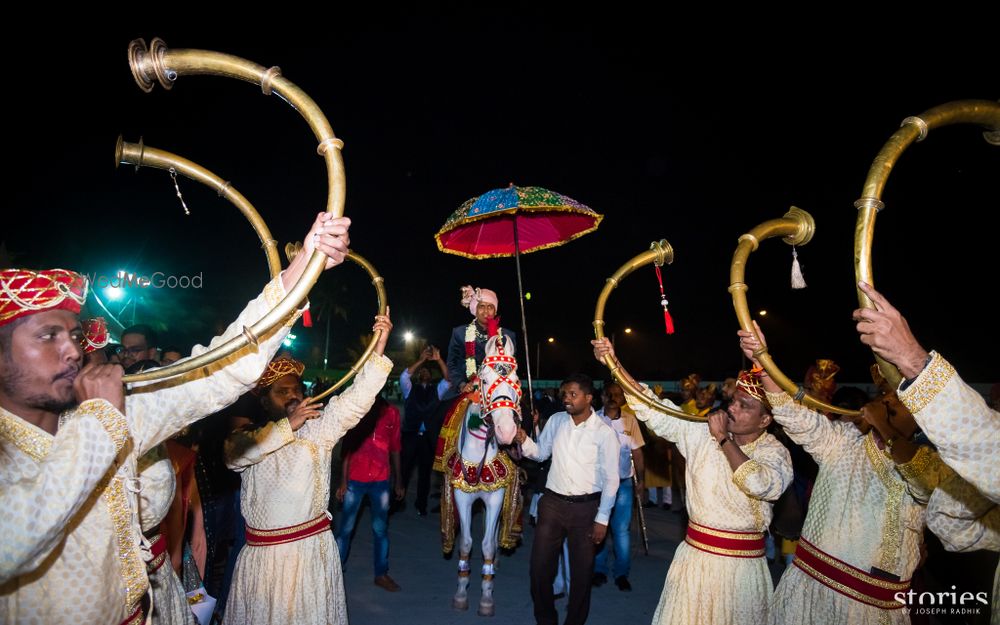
[480,335,523,423]
[467,336,523,484]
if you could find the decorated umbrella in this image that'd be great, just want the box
[435,184,603,408]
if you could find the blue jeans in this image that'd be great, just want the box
[336,480,391,576]
[594,478,632,578]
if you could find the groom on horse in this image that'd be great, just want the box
[434,285,524,615]
[441,286,517,403]
[434,285,518,475]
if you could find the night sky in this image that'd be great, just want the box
[5,17,998,384]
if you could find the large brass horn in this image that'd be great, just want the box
[854,100,1000,387]
[593,240,706,422]
[728,208,858,416]
[116,136,283,278]
[282,243,386,402]
[121,38,347,383]
[115,137,387,399]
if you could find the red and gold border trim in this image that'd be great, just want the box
[793,538,909,609]
[246,513,331,547]
[118,603,144,625]
[146,533,168,573]
[684,521,765,558]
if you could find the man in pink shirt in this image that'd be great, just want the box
[336,395,404,591]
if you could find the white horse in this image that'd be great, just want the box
[444,333,521,616]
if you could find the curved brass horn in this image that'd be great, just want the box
[116,136,283,279]
[593,240,705,422]
[282,244,387,402]
[854,100,1000,387]
[121,38,347,383]
[115,137,387,396]
[729,208,857,416]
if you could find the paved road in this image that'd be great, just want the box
[333,478,997,625]
[339,482,693,625]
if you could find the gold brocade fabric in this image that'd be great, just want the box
[440,450,523,553]
[626,390,793,625]
[0,401,143,625]
[147,563,196,625]
[766,391,926,625]
[898,352,1000,504]
[137,447,194,625]
[0,276,296,625]
[898,353,1000,625]
[137,445,176,531]
[254,357,306,394]
[222,355,391,625]
[434,396,471,473]
[498,468,525,550]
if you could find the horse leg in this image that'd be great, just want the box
[477,487,505,617]
[453,489,475,611]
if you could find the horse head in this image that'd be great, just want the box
[479,333,521,445]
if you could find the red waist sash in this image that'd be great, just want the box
[246,513,332,547]
[684,521,765,558]
[793,537,909,610]
[146,533,168,573]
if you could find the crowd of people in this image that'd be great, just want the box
[1,225,996,625]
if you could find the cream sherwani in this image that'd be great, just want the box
[896,352,1000,625]
[627,391,792,625]
[766,391,930,625]
[897,352,999,504]
[0,275,296,625]
[222,354,392,625]
[926,474,1000,625]
[137,445,196,625]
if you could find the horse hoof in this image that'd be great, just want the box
[477,601,495,617]
[453,598,469,611]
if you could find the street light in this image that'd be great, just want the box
[104,285,124,301]
[611,327,635,347]
[104,269,131,302]
[537,337,558,379]
[403,331,414,343]
[758,310,768,317]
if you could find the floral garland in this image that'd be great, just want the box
[464,322,478,379]
[464,320,500,382]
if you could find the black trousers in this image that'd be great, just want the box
[400,431,434,512]
[529,493,600,625]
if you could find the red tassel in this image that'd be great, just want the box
[302,309,313,328]
[663,308,675,335]
[487,316,501,338]
[654,264,675,335]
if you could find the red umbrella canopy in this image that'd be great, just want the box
[435,185,602,258]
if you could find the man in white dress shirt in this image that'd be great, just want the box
[515,373,619,625]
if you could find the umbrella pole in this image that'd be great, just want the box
[512,218,536,421]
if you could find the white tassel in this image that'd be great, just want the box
[791,246,807,289]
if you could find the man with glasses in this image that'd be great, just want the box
[119,324,159,369]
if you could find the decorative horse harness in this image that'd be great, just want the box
[466,335,522,486]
